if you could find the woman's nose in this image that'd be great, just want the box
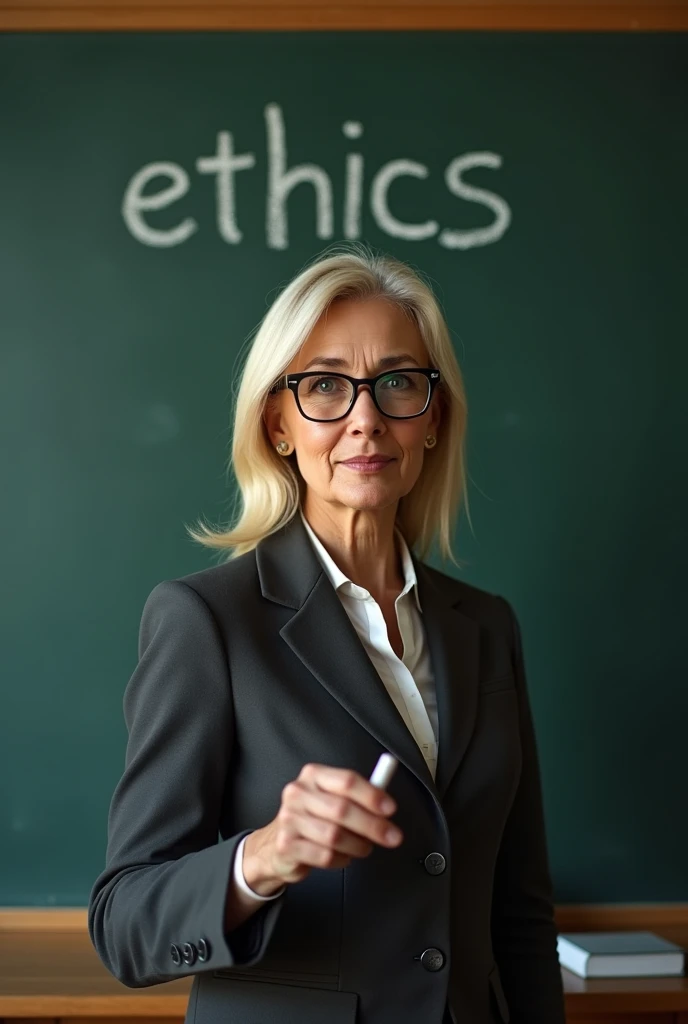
[346,385,385,429]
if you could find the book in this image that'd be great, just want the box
[557,931,685,978]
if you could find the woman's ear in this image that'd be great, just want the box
[428,391,442,437]
[263,394,292,450]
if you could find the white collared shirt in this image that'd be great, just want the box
[233,510,438,903]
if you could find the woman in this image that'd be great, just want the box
[88,244,565,1024]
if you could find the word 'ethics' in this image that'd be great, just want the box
[121,103,512,251]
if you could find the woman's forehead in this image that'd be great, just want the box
[296,297,427,368]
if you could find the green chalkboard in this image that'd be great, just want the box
[1,31,686,907]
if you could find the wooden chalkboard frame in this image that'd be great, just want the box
[1,0,687,33]
[1,0,687,979]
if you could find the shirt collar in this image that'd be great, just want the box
[299,509,422,613]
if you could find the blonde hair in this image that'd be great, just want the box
[185,242,471,566]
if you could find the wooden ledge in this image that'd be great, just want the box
[2,903,688,931]
[0,905,686,1018]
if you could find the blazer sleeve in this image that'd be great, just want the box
[490,597,566,1024]
[87,579,287,988]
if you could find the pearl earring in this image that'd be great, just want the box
[424,435,437,449]
[276,441,292,455]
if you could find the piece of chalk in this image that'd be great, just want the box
[369,752,398,789]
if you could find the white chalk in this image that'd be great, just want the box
[368,752,398,790]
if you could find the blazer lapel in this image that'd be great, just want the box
[256,514,480,803]
[412,557,480,801]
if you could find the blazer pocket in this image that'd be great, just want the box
[480,674,516,696]
[488,961,511,1023]
[213,966,339,989]
[202,976,358,1024]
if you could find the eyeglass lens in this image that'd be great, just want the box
[297,372,430,420]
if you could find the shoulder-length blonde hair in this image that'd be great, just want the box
[186,242,470,566]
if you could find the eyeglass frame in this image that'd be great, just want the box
[268,367,441,422]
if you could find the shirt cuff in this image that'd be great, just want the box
[233,833,287,902]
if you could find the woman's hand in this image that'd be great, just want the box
[242,762,404,894]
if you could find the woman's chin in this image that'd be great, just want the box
[334,482,400,510]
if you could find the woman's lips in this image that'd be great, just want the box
[340,458,393,472]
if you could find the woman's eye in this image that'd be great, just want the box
[308,376,338,392]
[380,374,410,389]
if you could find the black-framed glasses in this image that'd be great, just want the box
[269,367,440,422]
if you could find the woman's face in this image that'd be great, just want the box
[265,296,441,517]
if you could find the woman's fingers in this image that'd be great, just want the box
[296,783,403,850]
[285,804,375,859]
[299,762,397,817]
[286,763,404,849]
[276,833,355,871]
[265,762,404,885]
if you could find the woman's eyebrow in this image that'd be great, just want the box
[302,353,420,371]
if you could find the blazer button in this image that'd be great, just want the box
[181,942,198,965]
[197,937,212,962]
[419,947,445,971]
[424,852,446,875]
[170,943,182,965]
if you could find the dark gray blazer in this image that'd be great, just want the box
[88,512,566,1024]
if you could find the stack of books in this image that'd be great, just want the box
[557,931,686,978]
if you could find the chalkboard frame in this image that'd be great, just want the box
[2,1,687,923]
[1,0,686,33]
